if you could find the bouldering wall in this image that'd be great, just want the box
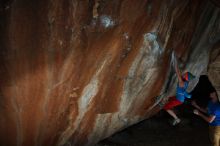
[0,0,219,146]
[208,42,220,98]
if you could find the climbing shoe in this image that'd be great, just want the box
[172,118,181,126]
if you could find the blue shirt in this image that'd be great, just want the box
[176,82,191,102]
[208,101,220,126]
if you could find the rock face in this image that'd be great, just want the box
[0,0,219,146]
[208,42,220,97]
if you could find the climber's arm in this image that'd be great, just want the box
[175,61,184,86]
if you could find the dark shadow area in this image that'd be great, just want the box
[97,106,210,146]
[96,75,215,146]
[190,75,215,108]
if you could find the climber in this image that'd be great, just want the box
[193,91,220,146]
[163,56,195,126]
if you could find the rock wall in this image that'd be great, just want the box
[0,0,219,146]
[208,42,220,98]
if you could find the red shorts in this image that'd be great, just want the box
[163,96,183,110]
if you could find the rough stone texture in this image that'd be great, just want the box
[0,0,219,146]
[208,42,220,98]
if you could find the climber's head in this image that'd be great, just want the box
[182,72,195,82]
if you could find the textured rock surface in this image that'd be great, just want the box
[208,42,220,98]
[0,0,219,146]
